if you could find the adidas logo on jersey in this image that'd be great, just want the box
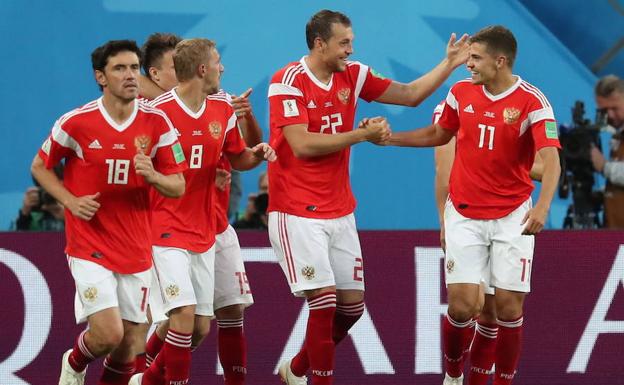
[88,139,102,149]
[307,100,317,109]
[463,104,474,113]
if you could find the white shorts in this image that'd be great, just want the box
[268,212,365,296]
[150,245,216,321]
[444,198,535,293]
[69,256,151,324]
[214,225,254,310]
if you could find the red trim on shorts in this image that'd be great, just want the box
[279,213,297,284]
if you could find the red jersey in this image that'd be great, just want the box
[38,98,186,274]
[215,155,232,234]
[149,90,246,252]
[267,57,392,218]
[437,77,561,219]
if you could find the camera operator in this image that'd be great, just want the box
[14,166,65,231]
[590,75,624,228]
[233,172,268,229]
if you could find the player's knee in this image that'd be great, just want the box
[447,299,478,322]
[95,326,124,352]
[215,304,245,320]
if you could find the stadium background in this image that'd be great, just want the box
[0,0,622,229]
[1,1,623,384]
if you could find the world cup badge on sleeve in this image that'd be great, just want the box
[209,121,222,139]
[503,107,521,124]
[338,88,351,105]
[134,134,151,154]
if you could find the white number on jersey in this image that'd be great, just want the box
[320,113,343,134]
[189,144,203,169]
[105,159,130,185]
[478,123,495,150]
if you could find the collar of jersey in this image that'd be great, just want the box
[97,97,138,132]
[300,56,333,91]
[170,87,207,119]
[481,75,522,102]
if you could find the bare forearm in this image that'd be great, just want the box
[229,149,263,171]
[31,156,75,207]
[434,174,449,225]
[387,125,451,147]
[534,159,560,211]
[293,130,367,158]
[238,114,263,147]
[151,173,185,198]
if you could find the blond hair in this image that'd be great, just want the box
[173,38,216,82]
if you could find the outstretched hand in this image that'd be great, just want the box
[446,32,470,69]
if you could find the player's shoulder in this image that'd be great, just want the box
[451,78,474,92]
[149,90,176,108]
[516,78,550,108]
[207,89,233,106]
[58,99,100,126]
[271,60,304,86]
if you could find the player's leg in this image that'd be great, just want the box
[99,267,152,385]
[468,292,497,385]
[59,257,126,385]
[269,212,336,385]
[443,200,490,383]
[490,199,534,385]
[214,225,254,385]
[330,214,365,348]
[138,247,199,385]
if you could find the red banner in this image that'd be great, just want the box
[1,231,623,384]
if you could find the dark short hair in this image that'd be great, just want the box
[305,9,351,50]
[91,40,141,72]
[141,33,182,78]
[595,75,624,97]
[470,25,517,68]
[91,40,141,91]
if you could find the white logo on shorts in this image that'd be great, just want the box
[165,284,180,298]
[83,287,98,302]
[301,266,315,280]
[446,259,455,274]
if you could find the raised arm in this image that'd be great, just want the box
[375,33,470,107]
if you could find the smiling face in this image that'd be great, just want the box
[96,50,140,101]
[466,42,500,86]
[318,22,354,73]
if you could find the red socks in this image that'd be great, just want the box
[99,356,135,385]
[304,292,336,385]
[145,331,165,368]
[68,330,96,373]
[467,322,498,385]
[493,317,523,385]
[217,318,247,385]
[442,314,474,378]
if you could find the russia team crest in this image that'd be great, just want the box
[209,121,222,139]
[338,88,350,105]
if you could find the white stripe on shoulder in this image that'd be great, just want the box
[282,64,303,85]
[519,81,550,108]
[445,89,458,110]
[51,120,84,159]
[58,102,99,126]
[268,83,303,98]
[150,93,175,107]
[226,111,238,132]
[353,61,368,104]
[285,68,304,86]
